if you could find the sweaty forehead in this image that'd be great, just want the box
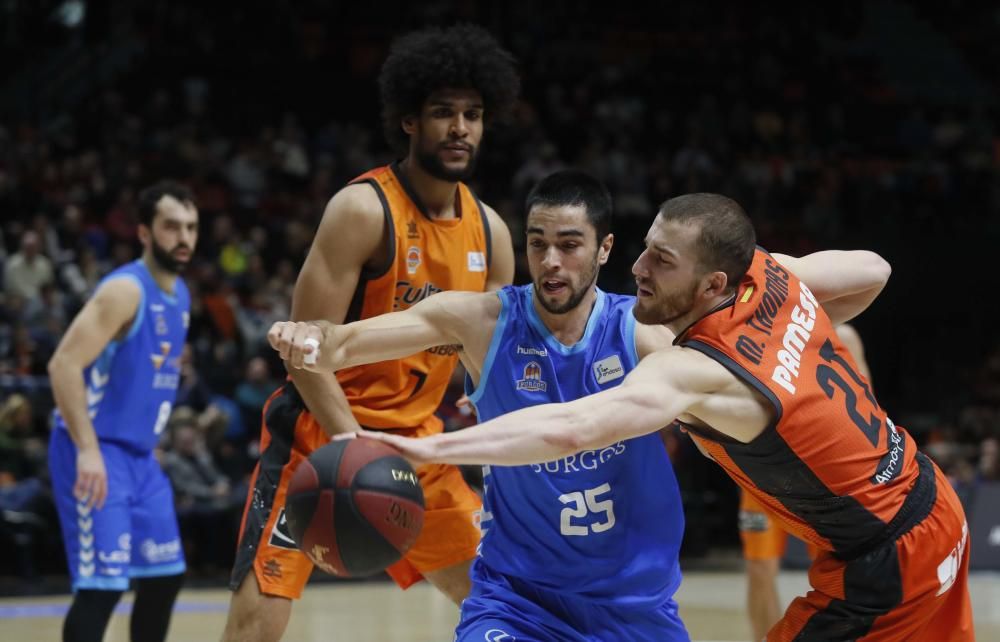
[648,217,700,254]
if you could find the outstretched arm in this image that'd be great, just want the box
[356,347,721,466]
[772,250,890,325]
[270,290,498,372]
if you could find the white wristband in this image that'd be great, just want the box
[303,337,320,365]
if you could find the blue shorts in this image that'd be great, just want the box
[49,428,185,591]
[456,559,689,642]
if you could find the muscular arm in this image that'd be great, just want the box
[363,347,724,467]
[48,277,141,508]
[286,185,387,436]
[271,291,499,372]
[836,323,871,382]
[772,250,890,325]
[483,205,515,291]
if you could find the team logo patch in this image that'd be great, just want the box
[150,341,172,370]
[592,354,624,385]
[268,509,298,550]
[467,251,486,272]
[406,246,421,275]
[515,361,547,392]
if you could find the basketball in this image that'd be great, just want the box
[284,438,425,577]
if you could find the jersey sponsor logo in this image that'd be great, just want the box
[268,509,298,550]
[871,418,906,484]
[406,246,421,275]
[770,283,819,395]
[467,251,486,272]
[746,258,790,337]
[99,548,130,564]
[150,303,165,313]
[394,280,443,310]
[516,345,547,357]
[592,354,624,385]
[153,372,180,389]
[140,538,181,563]
[515,361,547,392]
[530,441,627,474]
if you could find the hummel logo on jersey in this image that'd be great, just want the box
[268,509,297,550]
[515,361,547,392]
[593,354,624,385]
[516,345,547,357]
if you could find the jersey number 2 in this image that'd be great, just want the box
[559,483,616,536]
[815,339,882,446]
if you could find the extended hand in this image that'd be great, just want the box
[75,446,108,510]
[268,320,332,371]
[334,430,437,467]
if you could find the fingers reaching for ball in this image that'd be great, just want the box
[267,321,328,371]
[344,430,435,467]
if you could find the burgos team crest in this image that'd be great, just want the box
[516,361,547,392]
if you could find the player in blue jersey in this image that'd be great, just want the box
[47,181,198,642]
[270,169,689,641]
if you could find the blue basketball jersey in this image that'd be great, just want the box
[54,260,190,453]
[465,284,685,608]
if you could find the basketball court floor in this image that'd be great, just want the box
[2,570,997,640]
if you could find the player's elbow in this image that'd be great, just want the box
[860,251,891,290]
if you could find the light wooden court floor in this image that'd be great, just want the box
[2,571,997,641]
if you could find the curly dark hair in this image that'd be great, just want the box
[378,24,520,153]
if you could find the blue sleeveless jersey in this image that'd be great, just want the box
[465,284,684,608]
[54,260,190,453]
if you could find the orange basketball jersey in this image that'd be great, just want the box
[336,162,493,430]
[678,248,929,559]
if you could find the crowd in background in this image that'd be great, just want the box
[1,0,999,583]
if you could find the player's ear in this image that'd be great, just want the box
[598,233,614,265]
[704,271,728,297]
[137,223,152,246]
[401,115,418,136]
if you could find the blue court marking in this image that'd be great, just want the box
[0,601,228,618]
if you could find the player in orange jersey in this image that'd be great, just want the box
[740,323,869,641]
[332,193,973,641]
[221,24,519,642]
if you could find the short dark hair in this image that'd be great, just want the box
[137,181,195,227]
[525,169,613,241]
[378,24,520,153]
[657,193,756,289]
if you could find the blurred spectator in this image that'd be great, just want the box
[234,357,276,432]
[3,231,54,300]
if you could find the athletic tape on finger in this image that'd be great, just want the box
[303,337,320,365]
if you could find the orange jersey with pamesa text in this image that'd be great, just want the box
[678,248,922,559]
[336,163,493,430]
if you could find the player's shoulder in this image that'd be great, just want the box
[479,201,511,232]
[634,322,674,360]
[322,182,386,228]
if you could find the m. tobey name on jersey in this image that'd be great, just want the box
[531,441,627,474]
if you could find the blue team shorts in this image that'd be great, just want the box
[455,559,689,642]
[49,428,185,591]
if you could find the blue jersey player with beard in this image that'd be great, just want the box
[271,170,689,641]
[48,182,198,642]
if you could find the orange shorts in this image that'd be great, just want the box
[769,458,974,641]
[739,489,819,561]
[229,384,482,599]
